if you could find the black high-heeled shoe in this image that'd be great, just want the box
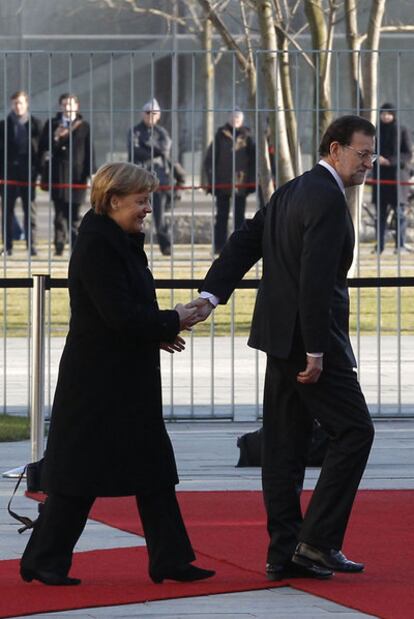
[20,567,81,586]
[150,563,215,584]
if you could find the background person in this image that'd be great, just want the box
[128,98,172,255]
[204,108,256,253]
[20,162,214,587]
[190,115,376,581]
[372,102,413,254]
[39,93,94,256]
[0,90,42,256]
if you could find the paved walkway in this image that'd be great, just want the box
[1,419,413,618]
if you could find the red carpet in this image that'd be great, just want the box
[1,490,413,619]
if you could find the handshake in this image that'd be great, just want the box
[174,297,215,331]
[160,298,215,354]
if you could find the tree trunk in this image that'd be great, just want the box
[200,18,215,188]
[345,0,364,112]
[304,0,332,139]
[257,0,294,185]
[362,0,386,124]
[345,185,363,277]
[276,26,302,175]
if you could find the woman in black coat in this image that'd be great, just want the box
[20,162,214,586]
[372,103,413,253]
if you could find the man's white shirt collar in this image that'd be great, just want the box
[318,160,346,195]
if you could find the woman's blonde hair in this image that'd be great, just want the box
[91,162,159,215]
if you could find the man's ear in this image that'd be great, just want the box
[329,141,341,163]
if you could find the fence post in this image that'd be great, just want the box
[2,274,47,478]
[30,274,47,463]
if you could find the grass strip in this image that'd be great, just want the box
[0,414,30,442]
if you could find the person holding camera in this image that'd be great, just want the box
[39,93,94,256]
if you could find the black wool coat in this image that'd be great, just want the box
[0,114,43,199]
[41,209,181,497]
[372,121,412,206]
[204,124,256,197]
[128,121,172,189]
[39,113,93,204]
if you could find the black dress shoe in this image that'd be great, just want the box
[293,542,364,573]
[150,563,215,584]
[266,560,333,581]
[20,567,81,586]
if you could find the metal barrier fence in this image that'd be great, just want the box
[1,49,414,419]
[1,275,414,425]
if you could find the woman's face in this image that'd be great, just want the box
[380,110,394,124]
[109,192,152,234]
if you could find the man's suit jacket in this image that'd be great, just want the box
[201,164,356,368]
[0,114,42,179]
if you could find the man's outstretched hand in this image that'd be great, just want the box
[174,303,198,330]
[185,297,215,324]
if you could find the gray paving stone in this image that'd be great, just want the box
[7,589,379,618]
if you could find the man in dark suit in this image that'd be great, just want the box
[189,115,376,580]
[0,91,42,256]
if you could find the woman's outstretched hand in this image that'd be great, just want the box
[160,335,186,354]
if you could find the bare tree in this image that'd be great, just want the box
[304,0,337,137]
[362,0,387,124]
[91,0,414,195]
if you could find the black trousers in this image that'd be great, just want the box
[214,193,246,253]
[53,201,81,253]
[152,192,171,253]
[21,487,195,578]
[375,200,407,252]
[262,356,374,566]
[1,174,37,252]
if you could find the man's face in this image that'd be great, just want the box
[61,97,79,119]
[143,110,160,127]
[229,112,244,129]
[331,131,376,187]
[11,95,29,117]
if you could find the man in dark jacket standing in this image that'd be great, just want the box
[204,108,255,253]
[371,102,413,254]
[39,93,93,256]
[0,91,42,256]
[128,98,172,255]
[189,116,376,580]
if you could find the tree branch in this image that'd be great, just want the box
[186,0,203,32]
[89,0,190,27]
[274,24,314,69]
[196,0,249,70]
[240,0,254,69]
[360,23,414,44]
